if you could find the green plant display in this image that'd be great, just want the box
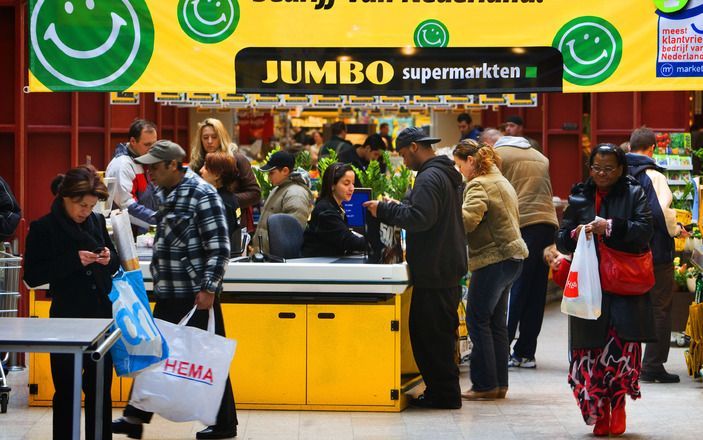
[351,160,387,200]
[317,149,338,180]
[672,180,695,210]
[295,150,312,171]
[252,147,281,199]
[387,165,412,201]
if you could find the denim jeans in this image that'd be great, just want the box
[508,224,555,359]
[468,259,523,391]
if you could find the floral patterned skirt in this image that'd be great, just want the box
[568,327,642,425]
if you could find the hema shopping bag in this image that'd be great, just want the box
[561,228,602,320]
[110,269,169,376]
[130,307,237,426]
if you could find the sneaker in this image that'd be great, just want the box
[640,370,680,383]
[508,355,536,369]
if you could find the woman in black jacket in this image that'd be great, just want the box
[200,152,242,256]
[24,165,120,440]
[556,144,655,437]
[302,163,367,257]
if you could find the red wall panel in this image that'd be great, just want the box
[79,133,106,167]
[594,93,634,130]
[26,134,71,221]
[26,93,71,127]
[641,92,689,130]
[0,7,14,125]
[78,93,106,128]
[0,134,14,183]
[548,135,583,198]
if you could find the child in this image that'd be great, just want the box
[544,244,572,289]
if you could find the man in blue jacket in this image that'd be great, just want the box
[365,127,468,409]
[627,127,684,383]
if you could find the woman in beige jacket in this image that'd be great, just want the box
[453,140,528,401]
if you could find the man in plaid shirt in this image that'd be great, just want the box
[113,140,238,440]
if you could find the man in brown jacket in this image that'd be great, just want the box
[494,136,558,369]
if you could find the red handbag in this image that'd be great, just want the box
[598,241,655,295]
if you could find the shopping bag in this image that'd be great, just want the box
[129,307,237,426]
[109,269,168,376]
[561,228,602,320]
[111,209,139,270]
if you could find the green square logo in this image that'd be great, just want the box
[525,66,538,78]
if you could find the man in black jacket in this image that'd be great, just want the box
[364,127,467,409]
[320,121,352,158]
[0,176,20,241]
[627,128,683,383]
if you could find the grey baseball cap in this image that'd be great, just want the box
[135,140,186,164]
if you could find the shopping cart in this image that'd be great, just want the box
[0,250,22,413]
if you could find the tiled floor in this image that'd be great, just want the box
[2,302,702,439]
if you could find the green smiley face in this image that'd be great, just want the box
[553,16,622,86]
[413,19,449,48]
[178,0,240,44]
[29,0,154,91]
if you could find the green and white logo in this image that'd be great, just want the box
[413,19,449,48]
[177,0,239,44]
[653,0,689,13]
[29,0,154,90]
[553,16,622,86]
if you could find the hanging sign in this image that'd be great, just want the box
[110,92,140,105]
[234,47,562,95]
[26,0,703,93]
[155,92,186,103]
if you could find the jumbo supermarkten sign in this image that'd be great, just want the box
[27,0,703,93]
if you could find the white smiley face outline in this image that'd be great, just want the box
[31,0,141,88]
[44,2,127,60]
[565,34,607,66]
[557,21,618,80]
[417,23,447,47]
[183,0,236,38]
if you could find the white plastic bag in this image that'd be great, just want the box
[561,227,602,320]
[129,307,237,425]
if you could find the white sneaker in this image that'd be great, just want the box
[508,355,536,369]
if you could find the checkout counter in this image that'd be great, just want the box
[28,256,421,412]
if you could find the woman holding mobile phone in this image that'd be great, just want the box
[24,165,120,440]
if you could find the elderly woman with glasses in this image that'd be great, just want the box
[556,144,655,437]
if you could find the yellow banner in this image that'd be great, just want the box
[28,0,703,93]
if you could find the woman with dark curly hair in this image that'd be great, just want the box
[556,144,655,437]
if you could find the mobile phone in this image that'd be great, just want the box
[92,247,104,254]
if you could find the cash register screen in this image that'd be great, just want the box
[343,188,372,229]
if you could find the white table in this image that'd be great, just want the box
[0,318,119,440]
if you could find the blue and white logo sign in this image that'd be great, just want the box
[656,0,703,77]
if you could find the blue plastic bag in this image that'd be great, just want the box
[109,269,169,376]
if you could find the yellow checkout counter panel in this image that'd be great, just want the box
[29,256,421,412]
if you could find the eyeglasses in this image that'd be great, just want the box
[590,165,617,175]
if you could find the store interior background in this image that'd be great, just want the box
[0,2,700,245]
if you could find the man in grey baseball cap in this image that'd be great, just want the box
[115,139,238,438]
[134,139,186,165]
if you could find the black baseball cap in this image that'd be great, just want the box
[259,151,295,172]
[395,127,441,150]
[506,115,524,126]
[134,140,186,164]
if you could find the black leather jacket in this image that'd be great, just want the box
[557,175,653,256]
[556,175,656,349]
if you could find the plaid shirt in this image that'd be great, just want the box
[151,168,230,299]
